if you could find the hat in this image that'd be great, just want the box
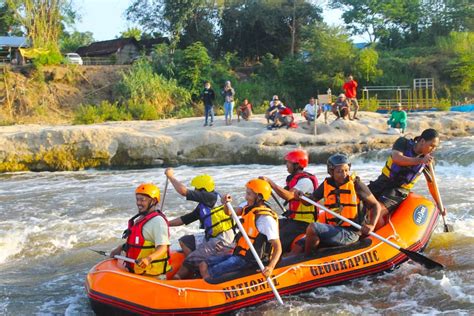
[338,93,346,98]
[272,95,279,100]
[392,103,402,108]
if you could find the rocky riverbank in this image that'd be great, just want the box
[1,111,473,172]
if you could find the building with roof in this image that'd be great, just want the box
[0,36,30,64]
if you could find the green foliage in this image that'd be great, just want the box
[116,58,192,117]
[359,98,379,112]
[120,27,142,40]
[435,98,451,111]
[60,31,94,53]
[73,101,131,124]
[127,101,160,120]
[355,47,382,82]
[176,42,211,96]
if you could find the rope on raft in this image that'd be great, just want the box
[91,231,400,295]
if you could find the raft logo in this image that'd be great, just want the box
[413,205,428,226]
[222,276,280,300]
[310,250,380,277]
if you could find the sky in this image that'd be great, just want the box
[73,0,365,43]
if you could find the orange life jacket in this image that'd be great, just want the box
[321,176,361,227]
[123,211,171,275]
[233,205,279,263]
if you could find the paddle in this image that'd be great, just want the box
[225,202,284,305]
[271,192,287,215]
[160,177,169,211]
[427,162,453,232]
[89,249,138,264]
[299,196,444,270]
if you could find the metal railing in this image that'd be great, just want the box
[82,57,116,65]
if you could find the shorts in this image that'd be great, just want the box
[321,104,331,112]
[180,230,235,270]
[206,254,250,279]
[306,222,360,247]
[377,188,408,213]
[305,114,315,121]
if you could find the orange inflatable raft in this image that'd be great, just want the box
[86,193,439,315]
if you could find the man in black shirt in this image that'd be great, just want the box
[200,81,216,126]
[165,168,235,279]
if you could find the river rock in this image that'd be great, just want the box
[0,111,473,172]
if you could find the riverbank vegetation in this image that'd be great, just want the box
[0,0,472,125]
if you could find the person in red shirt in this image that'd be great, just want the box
[342,75,359,120]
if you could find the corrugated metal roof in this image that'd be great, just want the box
[0,36,29,47]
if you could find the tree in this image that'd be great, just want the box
[330,0,423,43]
[120,27,142,41]
[176,41,211,96]
[7,0,76,64]
[0,2,22,35]
[60,30,93,53]
[218,0,321,59]
[355,47,382,82]
[126,0,210,52]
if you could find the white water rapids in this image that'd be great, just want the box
[0,137,473,315]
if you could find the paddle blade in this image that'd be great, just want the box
[443,222,454,233]
[400,248,444,270]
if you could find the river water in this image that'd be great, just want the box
[1,137,473,315]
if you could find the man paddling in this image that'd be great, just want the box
[260,149,318,253]
[165,168,235,279]
[293,154,380,256]
[200,179,282,279]
[109,183,171,278]
[368,128,441,228]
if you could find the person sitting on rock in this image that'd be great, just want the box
[237,98,252,122]
[165,168,235,279]
[109,183,171,279]
[199,179,281,280]
[387,103,407,133]
[265,95,285,124]
[301,97,320,126]
[332,94,350,120]
[291,154,381,256]
[268,106,296,129]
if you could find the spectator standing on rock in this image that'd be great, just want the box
[221,81,235,125]
[343,75,359,120]
[200,81,215,127]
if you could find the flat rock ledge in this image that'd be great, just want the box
[1,111,473,172]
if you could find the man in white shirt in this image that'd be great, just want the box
[301,97,321,126]
[200,179,281,279]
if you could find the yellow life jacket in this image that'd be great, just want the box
[199,203,234,239]
[233,205,279,263]
[322,177,360,227]
[124,211,171,276]
[285,172,319,223]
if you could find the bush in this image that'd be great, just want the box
[127,102,160,120]
[435,98,451,111]
[359,98,379,112]
[116,59,192,117]
[73,101,131,124]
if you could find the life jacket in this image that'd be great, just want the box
[381,139,425,190]
[321,176,362,227]
[284,172,319,223]
[198,193,234,240]
[123,211,171,275]
[233,205,279,263]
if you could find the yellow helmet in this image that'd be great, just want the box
[191,174,215,192]
[246,179,271,201]
[135,183,160,201]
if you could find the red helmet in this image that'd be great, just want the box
[284,149,308,168]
